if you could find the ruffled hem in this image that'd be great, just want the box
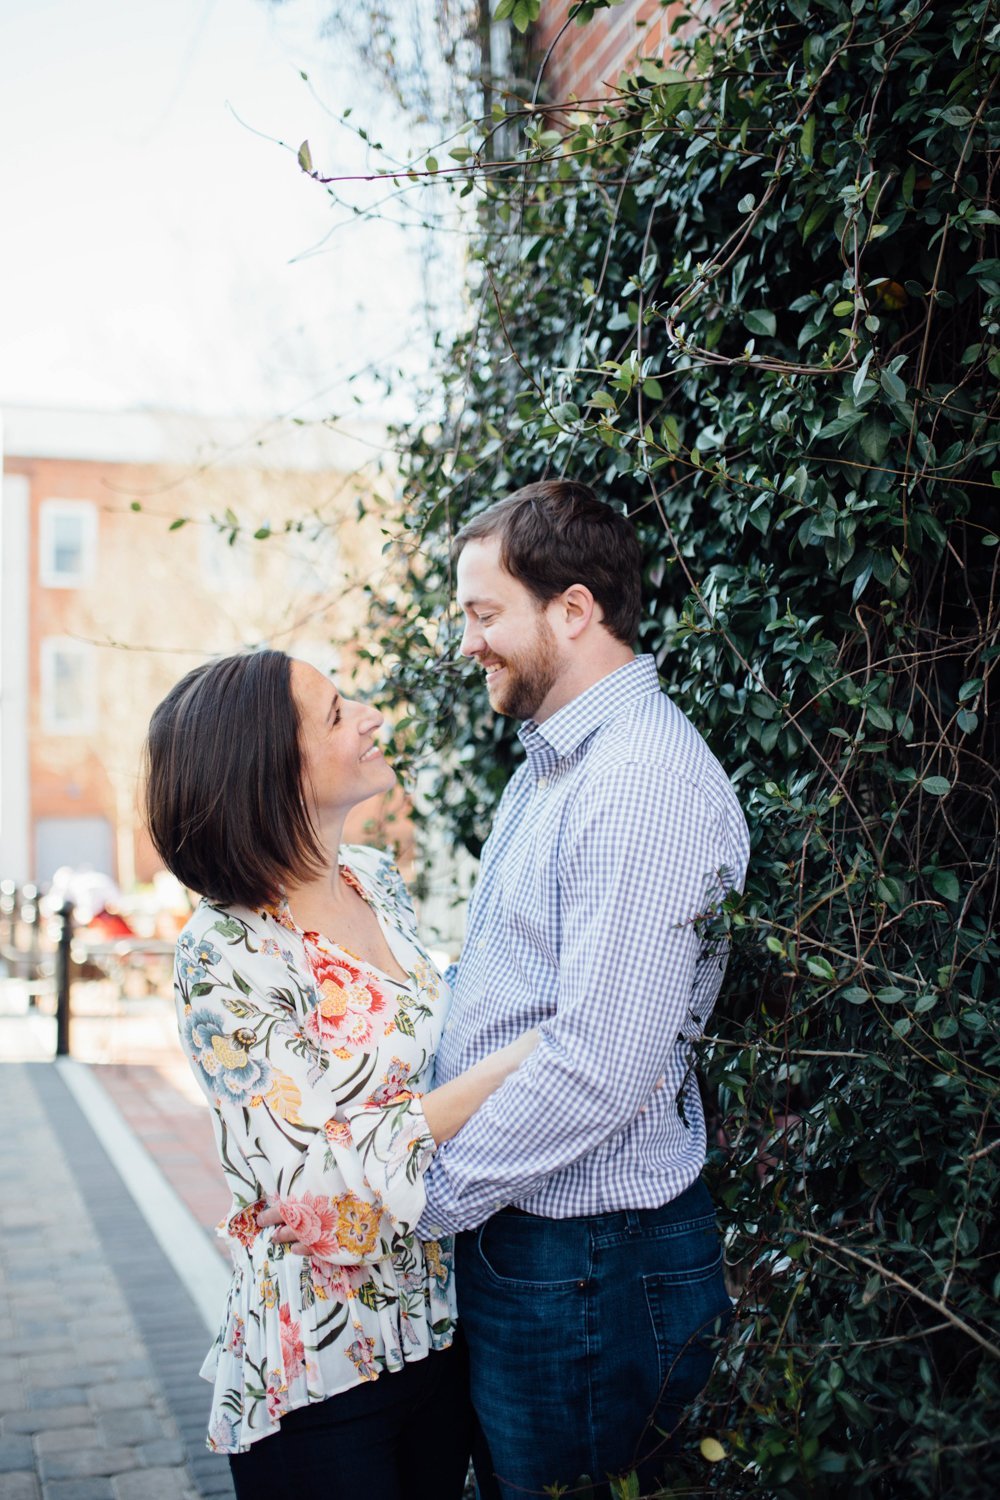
[200,1236,456,1454]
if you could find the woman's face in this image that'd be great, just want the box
[290,660,395,819]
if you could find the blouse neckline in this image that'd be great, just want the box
[275,855,412,989]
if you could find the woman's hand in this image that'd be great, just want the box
[256,1200,306,1252]
[256,1029,542,1250]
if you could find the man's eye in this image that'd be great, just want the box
[478,615,494,626]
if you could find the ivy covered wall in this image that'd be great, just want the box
[363,1,1000,1493]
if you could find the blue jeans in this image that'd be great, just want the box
[456,1178,731,1500]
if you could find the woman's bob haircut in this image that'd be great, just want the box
[144,649,326,909]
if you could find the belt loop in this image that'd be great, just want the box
[625,1209,641,1235]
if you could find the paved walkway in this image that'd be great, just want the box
[0,985,236,1500]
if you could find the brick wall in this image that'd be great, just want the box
[531,0,690,104]
[4,447,404,889]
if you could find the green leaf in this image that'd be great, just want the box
[931,870,960,901]
[859,417,891,464]
[920,775,951,796]
[587,391,618,411]
[509,0,541,32]
[879,368,906,402]
[744,309,776,337]
[875,876,906,909]
[297,139,313,174]
[800,200,832,242]
[806,956,836,981]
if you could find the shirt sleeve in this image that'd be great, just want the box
[416,764,732,1236]
[176,910,436,1263]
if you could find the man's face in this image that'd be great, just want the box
[456,536,564,720]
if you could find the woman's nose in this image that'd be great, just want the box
[358,703,383,734]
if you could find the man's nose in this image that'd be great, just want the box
[459,620,483,658]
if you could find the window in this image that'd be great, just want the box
[40,638,97,735]
[39,501,97,588]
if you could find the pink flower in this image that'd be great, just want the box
[312,1261,370,1300]
[279,1303,305,1382]
[274,1192,341,1258]
[324,1117,354,1146]
[227,1201,264,1249]
[227,1315,245,1356]
[266,1379,286,1421]
[303,939,389,1053]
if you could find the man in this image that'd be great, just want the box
[417,480,750,1498]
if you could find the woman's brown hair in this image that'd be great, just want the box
[144,649,325,909]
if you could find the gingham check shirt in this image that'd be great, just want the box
[418,654,750,1237]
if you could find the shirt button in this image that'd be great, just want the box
[477,939,486,950]
[537,776,548,788]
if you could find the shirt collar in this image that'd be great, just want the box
[518,654,660,769]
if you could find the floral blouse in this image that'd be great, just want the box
[173,844,455,1455]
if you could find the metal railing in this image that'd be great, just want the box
[2,880,175,1057]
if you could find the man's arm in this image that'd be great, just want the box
[417,763,731,1236]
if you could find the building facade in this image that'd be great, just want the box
[531,1,687,105]
[0,407,399,891]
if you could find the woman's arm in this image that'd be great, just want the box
[259,1030,539,1252]
[412,1029,538,1146]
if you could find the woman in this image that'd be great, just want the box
[144,649,534,1499]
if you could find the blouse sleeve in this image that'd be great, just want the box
[175,905,436,1264]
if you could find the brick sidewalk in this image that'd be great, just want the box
[96,1066,230,1264]
[0,980,241,1496]
[0,983,230,1258]
[0,1060,235,1499]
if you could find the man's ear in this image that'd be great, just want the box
[559,584,597,640]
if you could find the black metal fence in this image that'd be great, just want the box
[0,880,74,1053]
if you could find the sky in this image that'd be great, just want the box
[0,0,457,424]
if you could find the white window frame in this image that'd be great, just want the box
[40,637,98,736]
[39,500,97,588]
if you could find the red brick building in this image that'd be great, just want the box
[531,1,688,104]
[0,407,395,890]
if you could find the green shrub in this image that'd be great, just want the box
[363,1,1000,1492]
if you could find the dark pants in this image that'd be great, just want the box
[456,1178,732,1500]
[227,1343,472,1500]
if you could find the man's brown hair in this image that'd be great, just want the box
[144,649,326,909]
[453,480,642,646]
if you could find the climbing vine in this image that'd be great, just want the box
[348,0,1000,1492]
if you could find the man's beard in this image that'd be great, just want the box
[488,612,561,720]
